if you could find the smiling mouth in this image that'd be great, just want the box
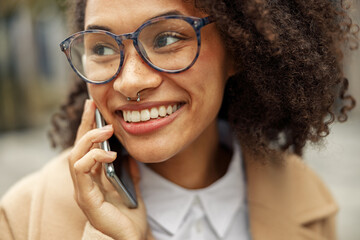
[118,103,183,123]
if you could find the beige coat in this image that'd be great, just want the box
[0,150,338,240]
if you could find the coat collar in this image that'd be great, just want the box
[244,150,338,240]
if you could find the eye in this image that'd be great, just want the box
[153,32,185,49]
[92,44,116,56]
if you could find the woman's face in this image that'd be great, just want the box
[86,0,234,163]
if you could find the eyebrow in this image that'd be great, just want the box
[86,25,111,31]
[85,10,183,31]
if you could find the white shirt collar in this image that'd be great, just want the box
[196,142,245,237]
[138,124,245,238]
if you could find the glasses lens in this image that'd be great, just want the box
[138,18,198,71]
[70,32,121,82]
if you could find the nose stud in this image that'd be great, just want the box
[127,92,141,102]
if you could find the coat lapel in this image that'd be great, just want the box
[244,151,338,240]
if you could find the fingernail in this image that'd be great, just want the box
[106,151,117,157]
[101,124,113,131]
[84,99,93,110]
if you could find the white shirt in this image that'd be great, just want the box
[138,124,251,240]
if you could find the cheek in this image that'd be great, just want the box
[190,49,229,98]
[87,84,113,117]
[174,57,228,127]
[195,52,229,118]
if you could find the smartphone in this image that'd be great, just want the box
[94,108,138,208]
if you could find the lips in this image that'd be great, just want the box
[116,102,184,135]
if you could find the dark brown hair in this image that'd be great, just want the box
[50,0,357,159]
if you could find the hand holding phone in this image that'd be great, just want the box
[94,108,138,208]
[68,99,151,239]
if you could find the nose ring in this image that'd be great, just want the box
[127,92,141,102]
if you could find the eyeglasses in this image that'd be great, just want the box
[60,15,215,84]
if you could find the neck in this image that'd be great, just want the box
[146,121,232,189]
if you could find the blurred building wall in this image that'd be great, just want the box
[0,2,70,131]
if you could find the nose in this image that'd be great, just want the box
[112,45,162,100]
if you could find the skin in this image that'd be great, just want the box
[69,0,234,238]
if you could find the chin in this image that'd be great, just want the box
[130,151,173,163]
[125,142,180,163]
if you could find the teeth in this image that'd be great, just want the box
[127,111,132,122]
[131,111,140,122]
[123,104,181,123]
[123,111,127,122]
[150,107,158,119]
[159,106,166,117]
[141,109,150,121]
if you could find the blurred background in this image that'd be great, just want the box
[0,0,359,239]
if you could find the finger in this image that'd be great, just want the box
[73,153,143,240]
[91,161,108,194]
[75,99,96,144]
[90,161,103,176]
[73,124,114,160]
[90,122,101,150]
[68,125,114,187]
[73,149,117,208]
[68,99,95,194]
[74,149,117,174]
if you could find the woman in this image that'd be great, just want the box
[0,0,356,239]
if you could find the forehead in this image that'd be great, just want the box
[85,0,200,33]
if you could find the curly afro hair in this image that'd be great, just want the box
[50,0,357,160]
